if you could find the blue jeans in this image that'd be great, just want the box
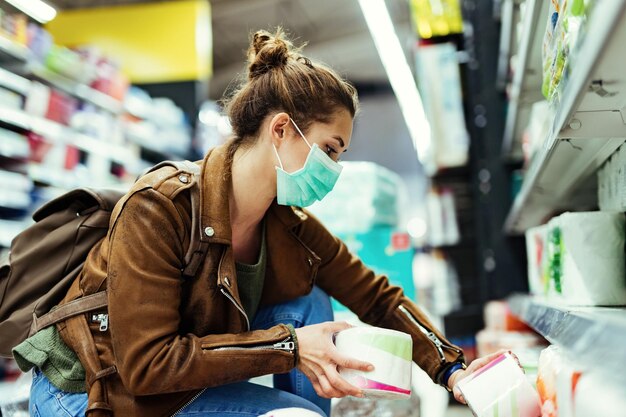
[30,286,333,417]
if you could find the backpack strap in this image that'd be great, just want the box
[34,160,209,331]
[32,291,108,335]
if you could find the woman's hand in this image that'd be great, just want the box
[295,321,375,399]
[448,350,522,404]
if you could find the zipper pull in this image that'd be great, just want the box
[91,313,109,332]
[273,341,295,352]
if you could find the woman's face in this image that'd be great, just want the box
[279,108,353,173]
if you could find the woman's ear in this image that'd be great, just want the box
[269,112,291,147]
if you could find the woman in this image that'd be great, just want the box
[23,29,495,417]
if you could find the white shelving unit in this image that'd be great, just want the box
[509,295,626,382]
[501,0,550,161]
[0,106,137,167]
[505,0,626,234]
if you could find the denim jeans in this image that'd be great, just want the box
[30,286,333,417]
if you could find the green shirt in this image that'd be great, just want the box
[13,325,86,392]
[235,222,267,322]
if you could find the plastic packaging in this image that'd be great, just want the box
[546,211,626,305]
[334,327,412,399]
[457,352,541,417]
[536,346,583,417]
[525,225,549,296]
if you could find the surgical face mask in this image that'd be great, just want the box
[272,119,343,207]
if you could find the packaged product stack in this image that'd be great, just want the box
[598,143,626,211]
[536,346,583,417]
[476,300,547,384]
[521,100,552,166]
[526,211,626,306]
[424,187,460,247]
[541,0,593,102]
[308,161,402,235]
[124,87,192,158]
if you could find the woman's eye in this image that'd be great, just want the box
[326,145,337,156]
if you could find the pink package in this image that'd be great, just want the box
[457,352,541,417]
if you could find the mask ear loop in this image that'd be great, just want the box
[290,119,313,149]
[272,143,284,170]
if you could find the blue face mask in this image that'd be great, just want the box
[273,119,343,207]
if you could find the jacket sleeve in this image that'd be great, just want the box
[107,189,295,396]
[297,211,465,385]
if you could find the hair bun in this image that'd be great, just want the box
[248,29,292,80]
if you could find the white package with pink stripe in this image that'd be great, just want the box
[334,327,412,399]
[457,352,541,417]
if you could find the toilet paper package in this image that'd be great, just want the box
[547,212,626,305]
[334,327,412,399]
[525,225,549,296]
[457,352,541,417]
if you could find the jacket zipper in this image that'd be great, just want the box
[397,305,462,363]
[171,388,207,416]
[208,338,295,353]
[170,338,294,416]
[219,286,250,331]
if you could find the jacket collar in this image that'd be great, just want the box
[198,141,308,245]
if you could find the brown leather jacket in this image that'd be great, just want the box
[57,142,464,416]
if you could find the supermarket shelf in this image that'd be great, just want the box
[0,106,136,166]
[496,0,522,91]
[28,64,124,115]
[509,294,626,381]
[501,0,549,161]
[0,67,30,95]
[504,1,626,234]
[0,36,29,64]
[0,35,123,114]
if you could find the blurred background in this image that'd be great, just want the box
[1,0,625,416]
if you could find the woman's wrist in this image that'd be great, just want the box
[447,368,464,390]
[442,362,465,390]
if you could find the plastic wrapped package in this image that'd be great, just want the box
[476,329,546,358]
[334,327,412,399]
[598,144,626,211]
[483,300,532,332]
[546,212,626,305]
[525,225,549,296]
[572,372,624,417]
[536,346,583,417]
[309,162,402,234]
[457,352,541,417]
[414,43,469,174]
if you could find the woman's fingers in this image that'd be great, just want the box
[324,364,363,397]
[333,353,374,372]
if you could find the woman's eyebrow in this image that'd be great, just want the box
[332,135,346,150]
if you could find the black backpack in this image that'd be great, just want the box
[0,160,207,358]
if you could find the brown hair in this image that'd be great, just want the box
[223,28,359,151]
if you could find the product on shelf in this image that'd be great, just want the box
[476,329,546,359]
[525,224,549,296]
[521,100,552,166]
[546,211,626,306]
[423,186,461,247]
[334,327,412,399]
[457,352,541,417]
[415,42,469,175]
[541,0,592,102]
[484,300,532,333]
[308,162,402,234]
[598,144,626,211]
[0,128,29,160]
[0,11,28,46]
[536,346,583,417]
[413,249,461,316]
